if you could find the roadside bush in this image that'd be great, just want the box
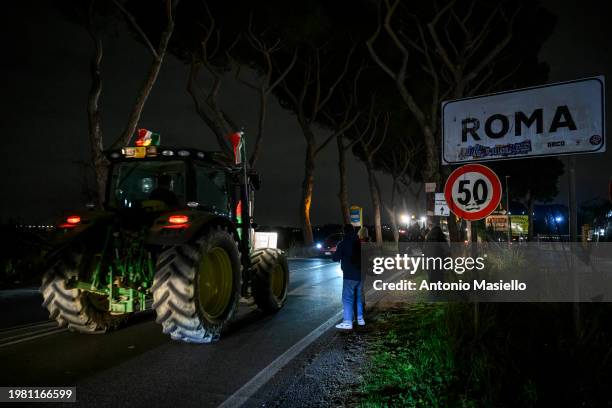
[360,302,612,407]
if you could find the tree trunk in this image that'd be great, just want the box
[337,134,350,224]
[113,2,176,148]
[300,122,316,246]
[87,9,106,207]
[365,163,383,245]
[413,185,424,216]
[249,89,267,167]
[91,150,108,207]
[421,125,440,186]
[387,178,399,244]
[438,165,461,242]
[385,205,399,244]
[447,214,461,242]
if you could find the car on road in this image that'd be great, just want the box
[315,233,343,257]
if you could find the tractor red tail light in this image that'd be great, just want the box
[163,214,190,230]
[66,215,81,224]
[59,215,81,228]
[168,215,189,224]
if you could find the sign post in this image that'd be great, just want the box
[569,157,577,241]
[505,176,511,243]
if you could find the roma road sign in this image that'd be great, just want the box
[444,164,502,221]
[442,76,605,164]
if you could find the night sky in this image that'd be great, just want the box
[1,0,610,226]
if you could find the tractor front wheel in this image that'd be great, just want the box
[151,226,241,343]
[251,248,289,312]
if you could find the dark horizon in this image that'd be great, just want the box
[1,0,610,226]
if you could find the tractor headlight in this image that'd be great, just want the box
[122,147,136,157]
[146,146,158,157]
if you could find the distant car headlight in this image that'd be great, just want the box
[315,242,323,249]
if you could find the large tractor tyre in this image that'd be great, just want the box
[151,226,241,344]
[251,248,289,312]
[41,249,126,334]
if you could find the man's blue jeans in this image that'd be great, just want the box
[342,279,364,323]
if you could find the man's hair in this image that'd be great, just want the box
[358,226,369,239]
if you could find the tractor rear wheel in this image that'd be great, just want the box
[151,226,241,343]
[251,248,289,312]
[41,249,126,333]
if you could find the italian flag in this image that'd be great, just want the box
[226,131,243,164]
[136,129,160,146]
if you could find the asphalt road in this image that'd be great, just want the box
[0,258,346,407]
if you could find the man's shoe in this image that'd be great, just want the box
[335,321,353,330]
[357,317,366,326]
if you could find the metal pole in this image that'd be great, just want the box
[505,176,511,243]
[568,156,577,242]
[567,156,580,335]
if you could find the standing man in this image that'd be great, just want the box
[333,224,365,329]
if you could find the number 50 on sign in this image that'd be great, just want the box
[444,164,502,221]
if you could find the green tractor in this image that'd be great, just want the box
[41,131,289,343]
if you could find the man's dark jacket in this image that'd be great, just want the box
[332,232,361,281]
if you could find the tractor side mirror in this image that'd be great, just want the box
[249,173,261,191]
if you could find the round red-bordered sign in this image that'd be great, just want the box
[444,164,502,221]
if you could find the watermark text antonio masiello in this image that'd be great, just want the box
[370,254,527,292]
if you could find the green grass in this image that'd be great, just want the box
[359,304,468,408]
[358,303,612,407]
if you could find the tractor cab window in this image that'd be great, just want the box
[109,161,186,209]
[195,165,228,215]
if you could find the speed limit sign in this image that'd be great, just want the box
[444,164,502,221]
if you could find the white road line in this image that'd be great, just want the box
[0,326,64,343]
[289,263,333,273]
[218,272,407,408]
[284,263,340,295]
[0,328,68,348]
[217,310,343,408]
[0,320,55,334]
[288,274,341,296]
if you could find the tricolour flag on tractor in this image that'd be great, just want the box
[135,129,160,147]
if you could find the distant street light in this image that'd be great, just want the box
[400,214,410,224]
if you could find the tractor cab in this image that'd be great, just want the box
[105,147,234,217]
